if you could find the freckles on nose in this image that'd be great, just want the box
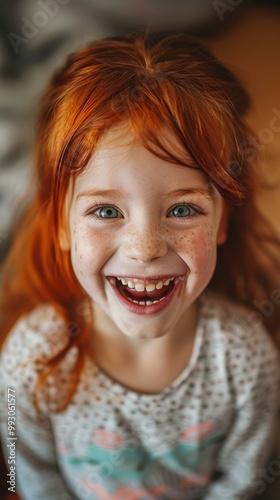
[123,224,168,258]
[127,225,160,243]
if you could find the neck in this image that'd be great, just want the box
[89,301,199,362]
[87,301,199,394]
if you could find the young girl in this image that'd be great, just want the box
[0,33,280,500]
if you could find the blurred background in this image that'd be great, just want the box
[0,0,280,499]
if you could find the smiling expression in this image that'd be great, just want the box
[60,125,227,340]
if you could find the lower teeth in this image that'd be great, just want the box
[128,297,165,305]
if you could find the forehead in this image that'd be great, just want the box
[73,124,212,194]
[91,121,198,164]
[82,121,200,168]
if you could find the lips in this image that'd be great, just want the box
[107,275,184,315]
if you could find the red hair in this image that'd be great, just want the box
[1,33,279,410]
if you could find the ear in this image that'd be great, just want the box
[58,226,70,252]
[216,201,229,246]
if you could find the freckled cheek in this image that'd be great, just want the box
[70,227,113,276]
[172,228,218,267]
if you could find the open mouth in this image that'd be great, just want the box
[108,276,180,306]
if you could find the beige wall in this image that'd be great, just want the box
[207,4,280,235]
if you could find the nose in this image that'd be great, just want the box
[121,227,169,263]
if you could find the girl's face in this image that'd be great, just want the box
[61,125,227,340]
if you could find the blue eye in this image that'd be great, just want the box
[93,206,121,218]
[167,204,195,218]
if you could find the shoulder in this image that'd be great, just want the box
[0,304,69,413]
[1,304,67,371]
[200,291,280,407]
[200,290,279,368]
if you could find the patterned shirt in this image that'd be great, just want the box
[0,291,279,500]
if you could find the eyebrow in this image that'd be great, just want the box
[162,187,215,200]
[76,189,123,201]
[75,186,215,202]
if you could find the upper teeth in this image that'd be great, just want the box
[116,277,175,291]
